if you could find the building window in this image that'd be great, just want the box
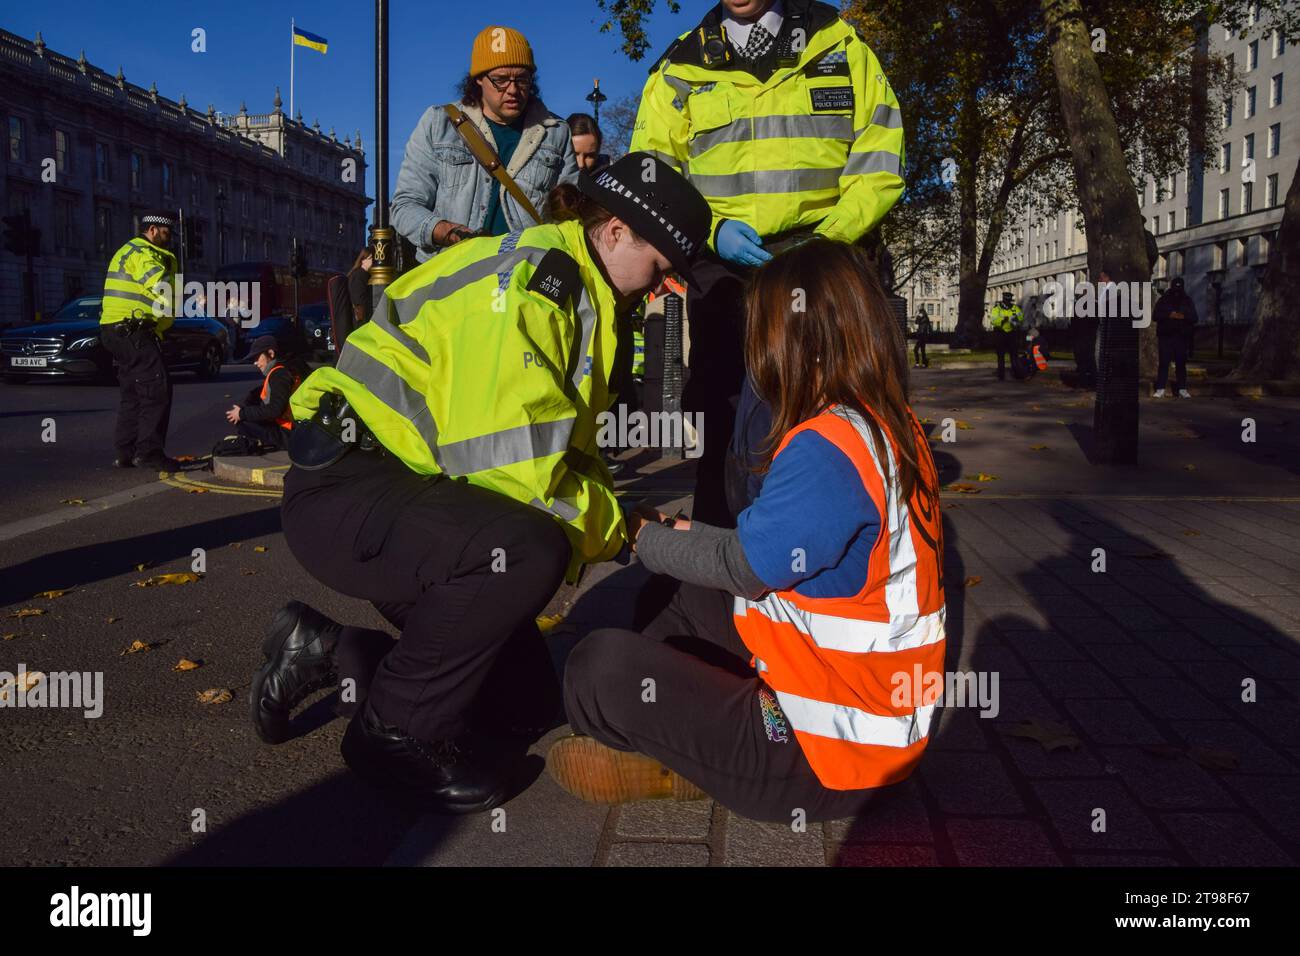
[1214,241,1227,269]
[261,192,271,220]
[162,162,173,197]
[95,142,110,182]
[1259,234,1271,262]
[1275,31,1287,57]
[1268,123,1281,157]
[1167,211,1176,232]
[1242,181,1253,214]
[130,152,143,191]
[1248,40,1258,71]
[190,173,201,207]
[1244,132,1255,160]
[1152,216,1161,236]
[1219,141,1231,173]
[1245,86,1256,118]
[54,129,70,173]
[240,188,249,218]
[94,206,112,257]
[1270,74,1283,108]
[1267,173,1279,207]
[54,196,77,252]
[7,116,26,161]
[1221,98,1233,128]
[1218,188,1230,219]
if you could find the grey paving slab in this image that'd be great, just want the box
[1167,719,1300,774]
[988,679,1068,723]
[613,799,714,841]
[1083,643,1177,678]
[1161,812,1295,866]
[1071,854,1180,866]
[1024,660,1128,699]
[1219,775,1300,845]
[1064,699,1173,747]
[1128,629,1229,661]
[830,844,940,866]
[823,779,933,844]
[605,842,711,867]
[721,816,825,867]
[1051,617,1133,645]
[1000,629,1088,662]
[1098,748,1238,811]
[1121,678,1227,720]
[945,818,1065,866]
[1000,736,1106,779]
[1031,780,1172,852]
[921,751,1026,815]
[930,709,994,751]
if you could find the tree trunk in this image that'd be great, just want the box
[1234,153,1300,380]
[1041,0,1151,464]
[953,93,985,349]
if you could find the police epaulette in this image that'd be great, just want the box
[525,248,581,309]
[649,36,683,74]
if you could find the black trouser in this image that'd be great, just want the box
[236,419,290,451]
[913,335,928,366]
[993,329,1019,380]
[1155,335,1189,391]
[683,254,750,529]
[282,450,570,742]
[101,323,172,460]
[564,581,876,823]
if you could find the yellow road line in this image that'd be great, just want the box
[160,473,283,498]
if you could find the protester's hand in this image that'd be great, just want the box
[225,405,241,424]
[433,220,478,247]
[717,220,773,268]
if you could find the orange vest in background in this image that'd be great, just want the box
[261,363,301,431]
[733,405,946,791]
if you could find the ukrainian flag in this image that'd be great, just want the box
[292,26,328,54]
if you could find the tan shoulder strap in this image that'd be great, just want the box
[443,104,543,226]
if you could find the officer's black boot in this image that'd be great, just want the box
[341,702,511,815]
[250,601,342,744]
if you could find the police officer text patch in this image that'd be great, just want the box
[805,58,850,79]
[525,249,580,309]
[810,87,854,111]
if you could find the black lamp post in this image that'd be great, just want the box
[1206,266,1225,359]
[368,0,396,309]
[215,184,227,266]
[586,78,607,125]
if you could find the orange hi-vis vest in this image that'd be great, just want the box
[262,363,301,431]
[1031,344,1048,371]
[733,405,946,791]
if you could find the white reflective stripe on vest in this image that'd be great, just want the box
[735,594,945,654]
[775,691,937,748]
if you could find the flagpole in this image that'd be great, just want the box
[290,18,295,122]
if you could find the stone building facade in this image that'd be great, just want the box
[1,28,370,324]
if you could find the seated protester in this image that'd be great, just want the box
[552,239,947,823]
[225,335,305,451]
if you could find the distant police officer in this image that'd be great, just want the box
[990,291,1024,382]
[631,0,905,524]
[100,210,180,471]
[249,154,711,814]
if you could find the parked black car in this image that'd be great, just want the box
[1,296,229,384]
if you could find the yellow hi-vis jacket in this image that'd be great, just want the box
[290,220,625,583]
[990,303,1024,332]
[630,0,904,248]
[100,237,178,336]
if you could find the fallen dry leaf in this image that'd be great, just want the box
[253,546,268,553]
[1188,746,1239,771]
[0,670,43,703]
[34,589,70,600]
[964,576,983,588]
[1182,529,1201,537]
[173,659,202,672]
[536,614,565,633]
[134,562,152,572]
[175,455,197,463]
[132,572,201,588]
[956,421,974,430]
[946,483,982,494]
[11,608,46,619]
[1184,464,1197,471]
[1030,405,1042,412]
[240,569,256,576]
[975,473,999,482]
[1056,419,1068,425]
[121,640,153,656]
[61,498,86,506]
[2,633,16,641]
[106,616,121,624]
[1003,718,1082,753]
[1030,444,1049,451]
[196,688,233,705]
[186,487,208,494]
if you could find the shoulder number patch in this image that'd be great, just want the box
[810,87,854,112]
[525,248,581,309]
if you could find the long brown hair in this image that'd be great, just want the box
[745,238,935,508]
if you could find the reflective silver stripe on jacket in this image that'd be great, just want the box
[842,150,903,177]
[687,167,842,198]
[439,417,575,475]
[689,114,854,156]
[335,344,443,468]
[391,245,551,324]
[103,289,161,308]
[869,104,903,129]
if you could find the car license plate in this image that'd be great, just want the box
[11,356,47,368]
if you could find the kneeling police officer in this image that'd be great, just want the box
[250,154,711,814]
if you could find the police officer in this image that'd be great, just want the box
[631,0,905,525]
[990,291,1024,382]
[100,210,180,471]
[249,154,711,814]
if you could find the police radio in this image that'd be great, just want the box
[697,23,732,68]
[773,11,806,67]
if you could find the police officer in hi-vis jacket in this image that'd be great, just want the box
[630,0,905,525]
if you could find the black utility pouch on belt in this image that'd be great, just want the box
[289,393,360,471]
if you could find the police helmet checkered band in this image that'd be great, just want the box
[142,215,174,227]
[592,169,697,259]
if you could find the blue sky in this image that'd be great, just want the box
[6,0,696,206]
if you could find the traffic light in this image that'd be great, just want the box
[292,242,308,278]
[3,212,30,256]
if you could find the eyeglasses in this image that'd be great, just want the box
[484,72,533,94]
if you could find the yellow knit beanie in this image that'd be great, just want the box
[470,26,535,76]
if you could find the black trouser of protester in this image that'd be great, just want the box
[282,449,570,743]
[101,322,172,461]
[914,335,928,367]
[236,419,290,451]
[1154,335,1190,391]
[993,328,1020,381]
[565,581,876,823]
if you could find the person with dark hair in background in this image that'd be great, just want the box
[346,246,374,327]
[913,307,932,368]
[249,154,711,814]
[551,239,946,822]
[224,335,307,452]
[390,25,578,264]
[566,112,607,171]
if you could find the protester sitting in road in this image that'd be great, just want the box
[224,335,305,452]
[550,238,947,823]
[566,112,607,171]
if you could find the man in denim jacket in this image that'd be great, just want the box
[392,25,579,264]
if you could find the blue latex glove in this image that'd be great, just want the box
[716,220,774,268]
